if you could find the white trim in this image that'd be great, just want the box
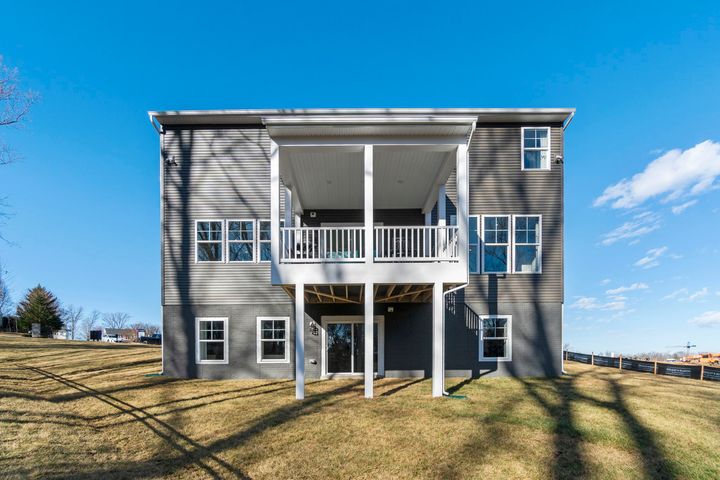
[226,218,256,263]
[479,315,512,362]
[194,219,224,263]
[511,214,543,274]
[520,126,552,171]
[480,214,510,274]
[195,317,229,364]
[256,316,290,363]
[320,315,385,377]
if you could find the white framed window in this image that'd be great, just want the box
[257,317,289,363]
[227,220,255,262]
[479,315,512,362]
[469,216,480,273]
[195,317,228,364]
[521,127,551,170]
[258,220,272,262]
[481,215,510,274]
[513,215,542,273]
[195,220,224,263]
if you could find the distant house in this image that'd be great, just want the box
[93,328,137,343]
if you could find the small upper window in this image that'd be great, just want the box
[228,220,254,262]
[514,215,541,273]
[257,317,289,363]
[479,315,511,361]
[196,318,228,364]
[482,215,510,274]
[258,220,272,262]
[196,221,223,262]
[522,127,551,170]
[469,216,479,273]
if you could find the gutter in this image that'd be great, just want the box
[148,112,164,134]
[562,110,575,131]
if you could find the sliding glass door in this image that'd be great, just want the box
[325,320,379,374]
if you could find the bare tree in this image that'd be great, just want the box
[81,310,101,340]
[61,305,83,340]
[1,56,37,166]
[130,322,160,336]
[0,262,11,319]
[103,312,131,329]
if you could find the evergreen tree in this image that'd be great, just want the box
[16,285,64,334]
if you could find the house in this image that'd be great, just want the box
[149,108,574,399]
[94,328,137,343]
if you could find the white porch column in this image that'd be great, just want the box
[425,212,432,226]
[364,145,374,263]
[432,281,444,398]
[270,140,280,280]
[437,185,447,226]
[295,282,305,400]
[284,186,293,226]
[456,144,469,270]
[364,281,374,398]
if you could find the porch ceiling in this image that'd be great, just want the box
[280,147,454,210]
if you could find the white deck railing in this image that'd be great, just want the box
[374,226,459,262]
[280,225,459,263]
[281,226,365,263]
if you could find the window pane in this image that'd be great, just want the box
[484,217,496,231]
[197,242,222,262]
[259,221,271,240]
[496,230,508,243]
[262,340,286,360]
[201,341,224,361]
[496,217,508,230]
[229,243,253,262]
[261,320,272,330]
[484,230,496,244]
[228,221,254,241]
[515,228,527,243]
[483,339,506,358]
[484,246,508,273]
[469,245,478,273]
[524,150,542,169]
[516,217,526,230]
[260,242,271,261]
[515,245,540,273]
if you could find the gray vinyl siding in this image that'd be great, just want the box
[447,124,564,304]
[302,209,424,227]
[161,127,290,306]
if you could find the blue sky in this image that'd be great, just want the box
[1,1,719,354]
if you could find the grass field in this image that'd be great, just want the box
[1,333,719,479]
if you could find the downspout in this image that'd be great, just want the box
[150,112,165,375]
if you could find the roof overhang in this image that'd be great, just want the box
[148,108,576,131]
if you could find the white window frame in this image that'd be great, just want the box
[480,214,510,274]
[512,215,542,274]
[195,219,224,263]
[469,215,481,274]
[479,315,512,362]
[195,317,229,364]
[257,219,272,263]
[227,219,256,263]
[256,316,290,364]
[521,127,552,171]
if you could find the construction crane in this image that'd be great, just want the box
[667,341,697,357]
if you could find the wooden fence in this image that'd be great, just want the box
[564,351,720,382]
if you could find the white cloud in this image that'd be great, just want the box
[600,212,661,246]
[600,278,611,286]
[671,200,698,215]
[634,246,668,269]
[594,140,720,209]
[570,296,626,311]
[606,282,649,295]
[663,287,710,302]
[689,311,720,327]
[663,288,688,300]
[687,287,709,302]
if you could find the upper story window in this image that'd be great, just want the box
[196,221,223,262]
[479,315,512,362]
[196,317,228,364]
[228,220,254,262]
[513,215,541,273]
[522,127,551,170]
[258,220,272,262]
[481,215,510,274]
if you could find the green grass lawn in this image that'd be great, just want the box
[1,333,718,479]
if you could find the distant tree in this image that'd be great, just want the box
[1,56,37,166]
[16,285,63,334]
[81,310,101,340]
[61,305,83,340]
[0,262,11,320]
[130,322,160,337]
[103,312,130,329]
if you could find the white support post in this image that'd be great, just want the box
[432,281,444,398]
[270,141,280,281]
[425,212,432,226]
[437,185,447,226]
[456,144,469,270]
[284,186,292,227]
[437,185,446,255]
[294,213,301,228]
[364,145,374,263]
[295,282,305,400]
[364,281,374,398]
